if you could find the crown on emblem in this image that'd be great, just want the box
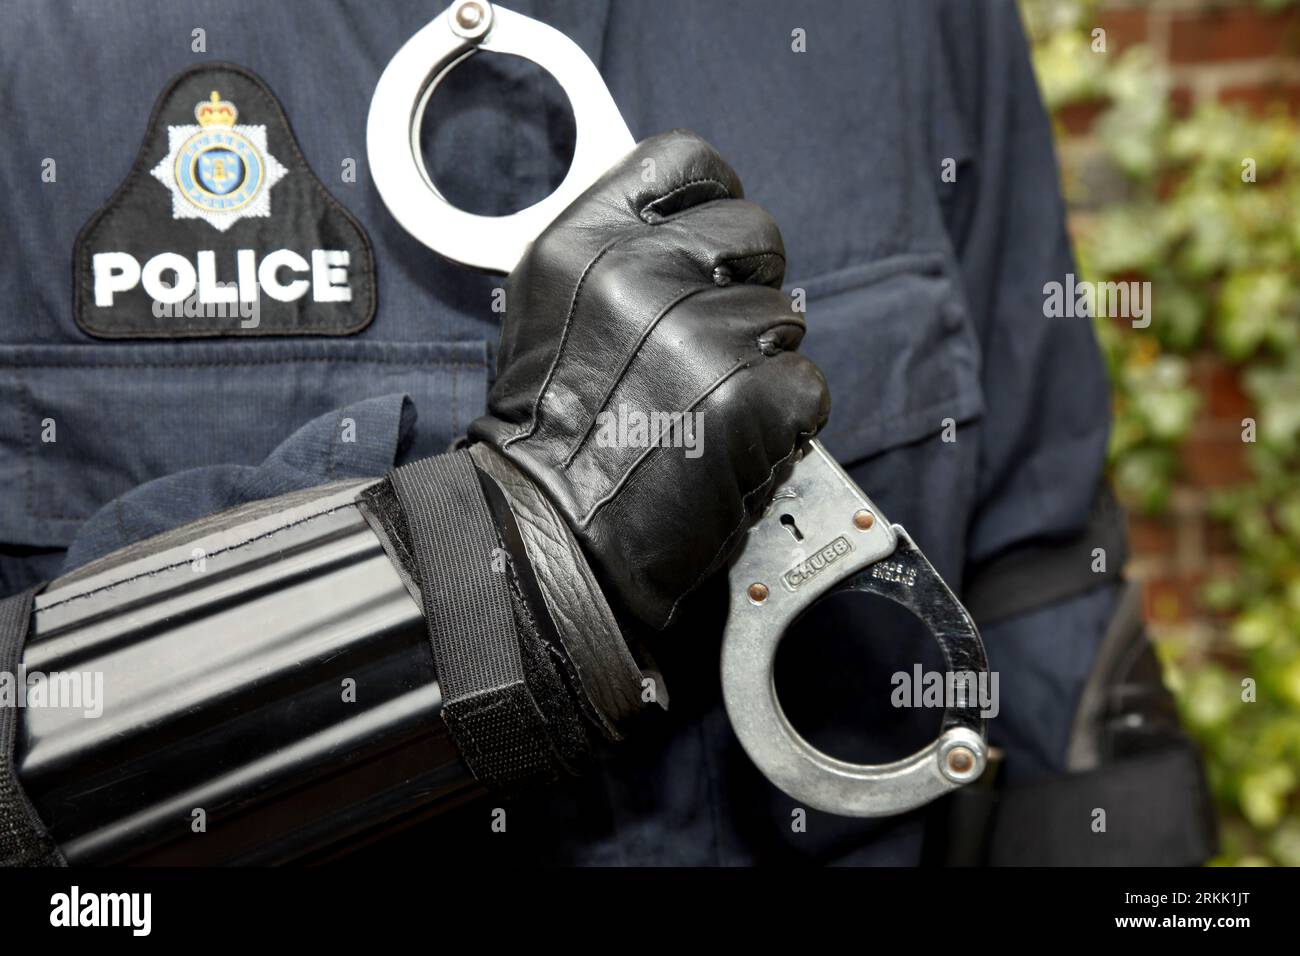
[195,91,238,127]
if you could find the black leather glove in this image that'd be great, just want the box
[472,131,830,630]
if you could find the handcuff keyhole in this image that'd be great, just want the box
[780,513,804,542]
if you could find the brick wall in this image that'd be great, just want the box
[1105,1,1300,96]
[1059,0,1300,634]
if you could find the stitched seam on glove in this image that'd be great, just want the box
[503,228,639,448]
[559,283,701,470]
[638,177,733,222]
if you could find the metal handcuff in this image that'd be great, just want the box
[367,0,990,817]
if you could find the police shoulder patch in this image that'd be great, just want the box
[74,63,376,338]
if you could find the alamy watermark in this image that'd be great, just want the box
[0,667,104,718]
[151,284,261,329]
[891,664,999,719]
[1043,273,1151,328]
[594,403,704,458]
[50,886,151,936]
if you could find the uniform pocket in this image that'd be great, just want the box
[794,251,983,466]
[0,338,488,548]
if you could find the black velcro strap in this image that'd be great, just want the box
[1,586,65,867]
[387,452,557,789]
[964,484,1128,626]
[987,740,1217,866]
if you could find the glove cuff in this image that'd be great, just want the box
[468,443,663,738]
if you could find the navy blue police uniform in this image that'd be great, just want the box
[1,0,1129,864]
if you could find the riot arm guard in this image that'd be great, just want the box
[2,445,649,866]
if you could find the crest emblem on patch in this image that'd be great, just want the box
[150,91,288,231]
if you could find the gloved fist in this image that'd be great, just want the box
[471,131,830,630]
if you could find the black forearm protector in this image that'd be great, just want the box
[1,448,649,865]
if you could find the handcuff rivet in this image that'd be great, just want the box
[853,509,875,531]
[747,582,769,605]
[456,1,485,30]
[946,746,975,776]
